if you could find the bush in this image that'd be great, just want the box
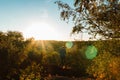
[87,52,120,80]
[42,51,61,65]
[20,62,42,80]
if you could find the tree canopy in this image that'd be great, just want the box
[55,0,120,39]
[0,31,120,79]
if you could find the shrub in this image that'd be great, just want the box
[20,62,42,80]
[87,52,120,80]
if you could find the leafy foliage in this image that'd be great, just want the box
[20,62,42,80]
[55,0,120,39]
[42,51,60,65]
[0,31,28,79]
[0,31,120,79]
[87,52,120,80]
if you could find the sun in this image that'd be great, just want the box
[23,21,59,40]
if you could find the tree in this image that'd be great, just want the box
[55,0,120,39]
[87,52,120,80]
[0,31,31,79]
[20,62,42,80]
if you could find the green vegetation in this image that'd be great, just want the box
[0,31,120,80]
[87,52,120,80]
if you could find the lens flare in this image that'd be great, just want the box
[85,45,97,59]
[65,41,73,49]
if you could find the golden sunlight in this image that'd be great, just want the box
[23,21,59,40]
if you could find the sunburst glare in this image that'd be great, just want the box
[23,21,59,40]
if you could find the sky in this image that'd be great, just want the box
[0,0,90,41]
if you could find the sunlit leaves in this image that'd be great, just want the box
[0,31,30,79]
[20,62,42,80]
[72,24,84,33]
[43,51,60,65]
[55,0,120,39]
[60,10,69,20]
[74,0,80,7]
[0,31,120,79]
[87,52,120,80]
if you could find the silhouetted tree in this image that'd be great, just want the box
[0,31,30,79]
[55,0,120,39]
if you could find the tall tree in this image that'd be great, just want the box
[55,0,120,39]
[0,31,30,79]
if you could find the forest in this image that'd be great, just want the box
[0,0,120,80]
[0,31,120,80]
